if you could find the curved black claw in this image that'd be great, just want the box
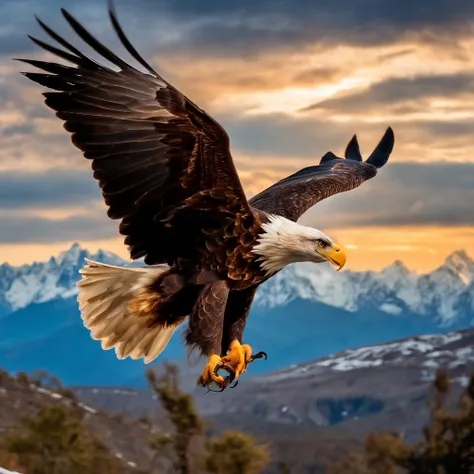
[250,351,268,361]
[213,361,236,378]
[229,380,239,389]
[202,362,236,393]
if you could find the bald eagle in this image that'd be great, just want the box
[19,6,394,390]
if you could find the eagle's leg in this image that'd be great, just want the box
[197,354,234,389]
[190,281,234,389]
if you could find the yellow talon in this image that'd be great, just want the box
[198,342,267,391]
[197,354,227,388]
[221,340,253,379]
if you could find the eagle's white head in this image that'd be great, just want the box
[252,214,346,275]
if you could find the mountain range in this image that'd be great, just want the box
[0,244,473,386]
[255,250,474,325]
[2,243,474,325]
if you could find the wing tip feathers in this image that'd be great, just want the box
[365,126,395,169]
[344,134,362,161]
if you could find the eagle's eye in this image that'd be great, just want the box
[316,240,326,248]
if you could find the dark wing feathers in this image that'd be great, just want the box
[106,1,159,77]
[366,126,395,168]
[20,7,249,265]
[320,151,339,164]
[344,135,362,161]
[249,127,394,222]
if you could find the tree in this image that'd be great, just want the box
[3,403,120,474]
[199,430,269,474]
[146,364,204,474]
[146,363,270,474]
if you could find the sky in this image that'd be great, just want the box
[1,0,474,272]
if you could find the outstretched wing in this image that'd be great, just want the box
[19,6,249,265]
[249,127,394,222]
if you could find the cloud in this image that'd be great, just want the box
[145,0,471,27]
[0,169,100,209]
[301,162,474,228]
[225,113,474,166]
[225,113,354,159]
[416,119,474,139]
[1,123,35,137]
[132,0,474,55]
[0,0,473,62]
[0,213,116,243]
[303,74,474,113]
[2,160,474,245]
[292,68,345,86]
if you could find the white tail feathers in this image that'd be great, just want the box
[77,259,182,364]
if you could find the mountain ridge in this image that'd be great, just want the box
[0,244,472,386]
[256,249,474,324]
[2,244,474,325]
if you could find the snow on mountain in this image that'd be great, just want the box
[256,250,474,325]
[0,243,127,312]
[262,329,474,383]
[1,244,474,325]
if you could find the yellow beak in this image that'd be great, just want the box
[320,244,346,271]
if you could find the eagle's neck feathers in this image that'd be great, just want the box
[251,214,328,275]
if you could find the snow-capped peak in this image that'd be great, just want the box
[381,260,411,278]
[56,242,83,266]
[1,243,128,312]
[442,249,474,285]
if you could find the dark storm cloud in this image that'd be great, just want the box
[1,0,474,58]
[305,162,474,228]
[0,169,100,209]
[303,74,474,113]
[133,0,474,52]
[143,0,469,26]
[0,213,116,243]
